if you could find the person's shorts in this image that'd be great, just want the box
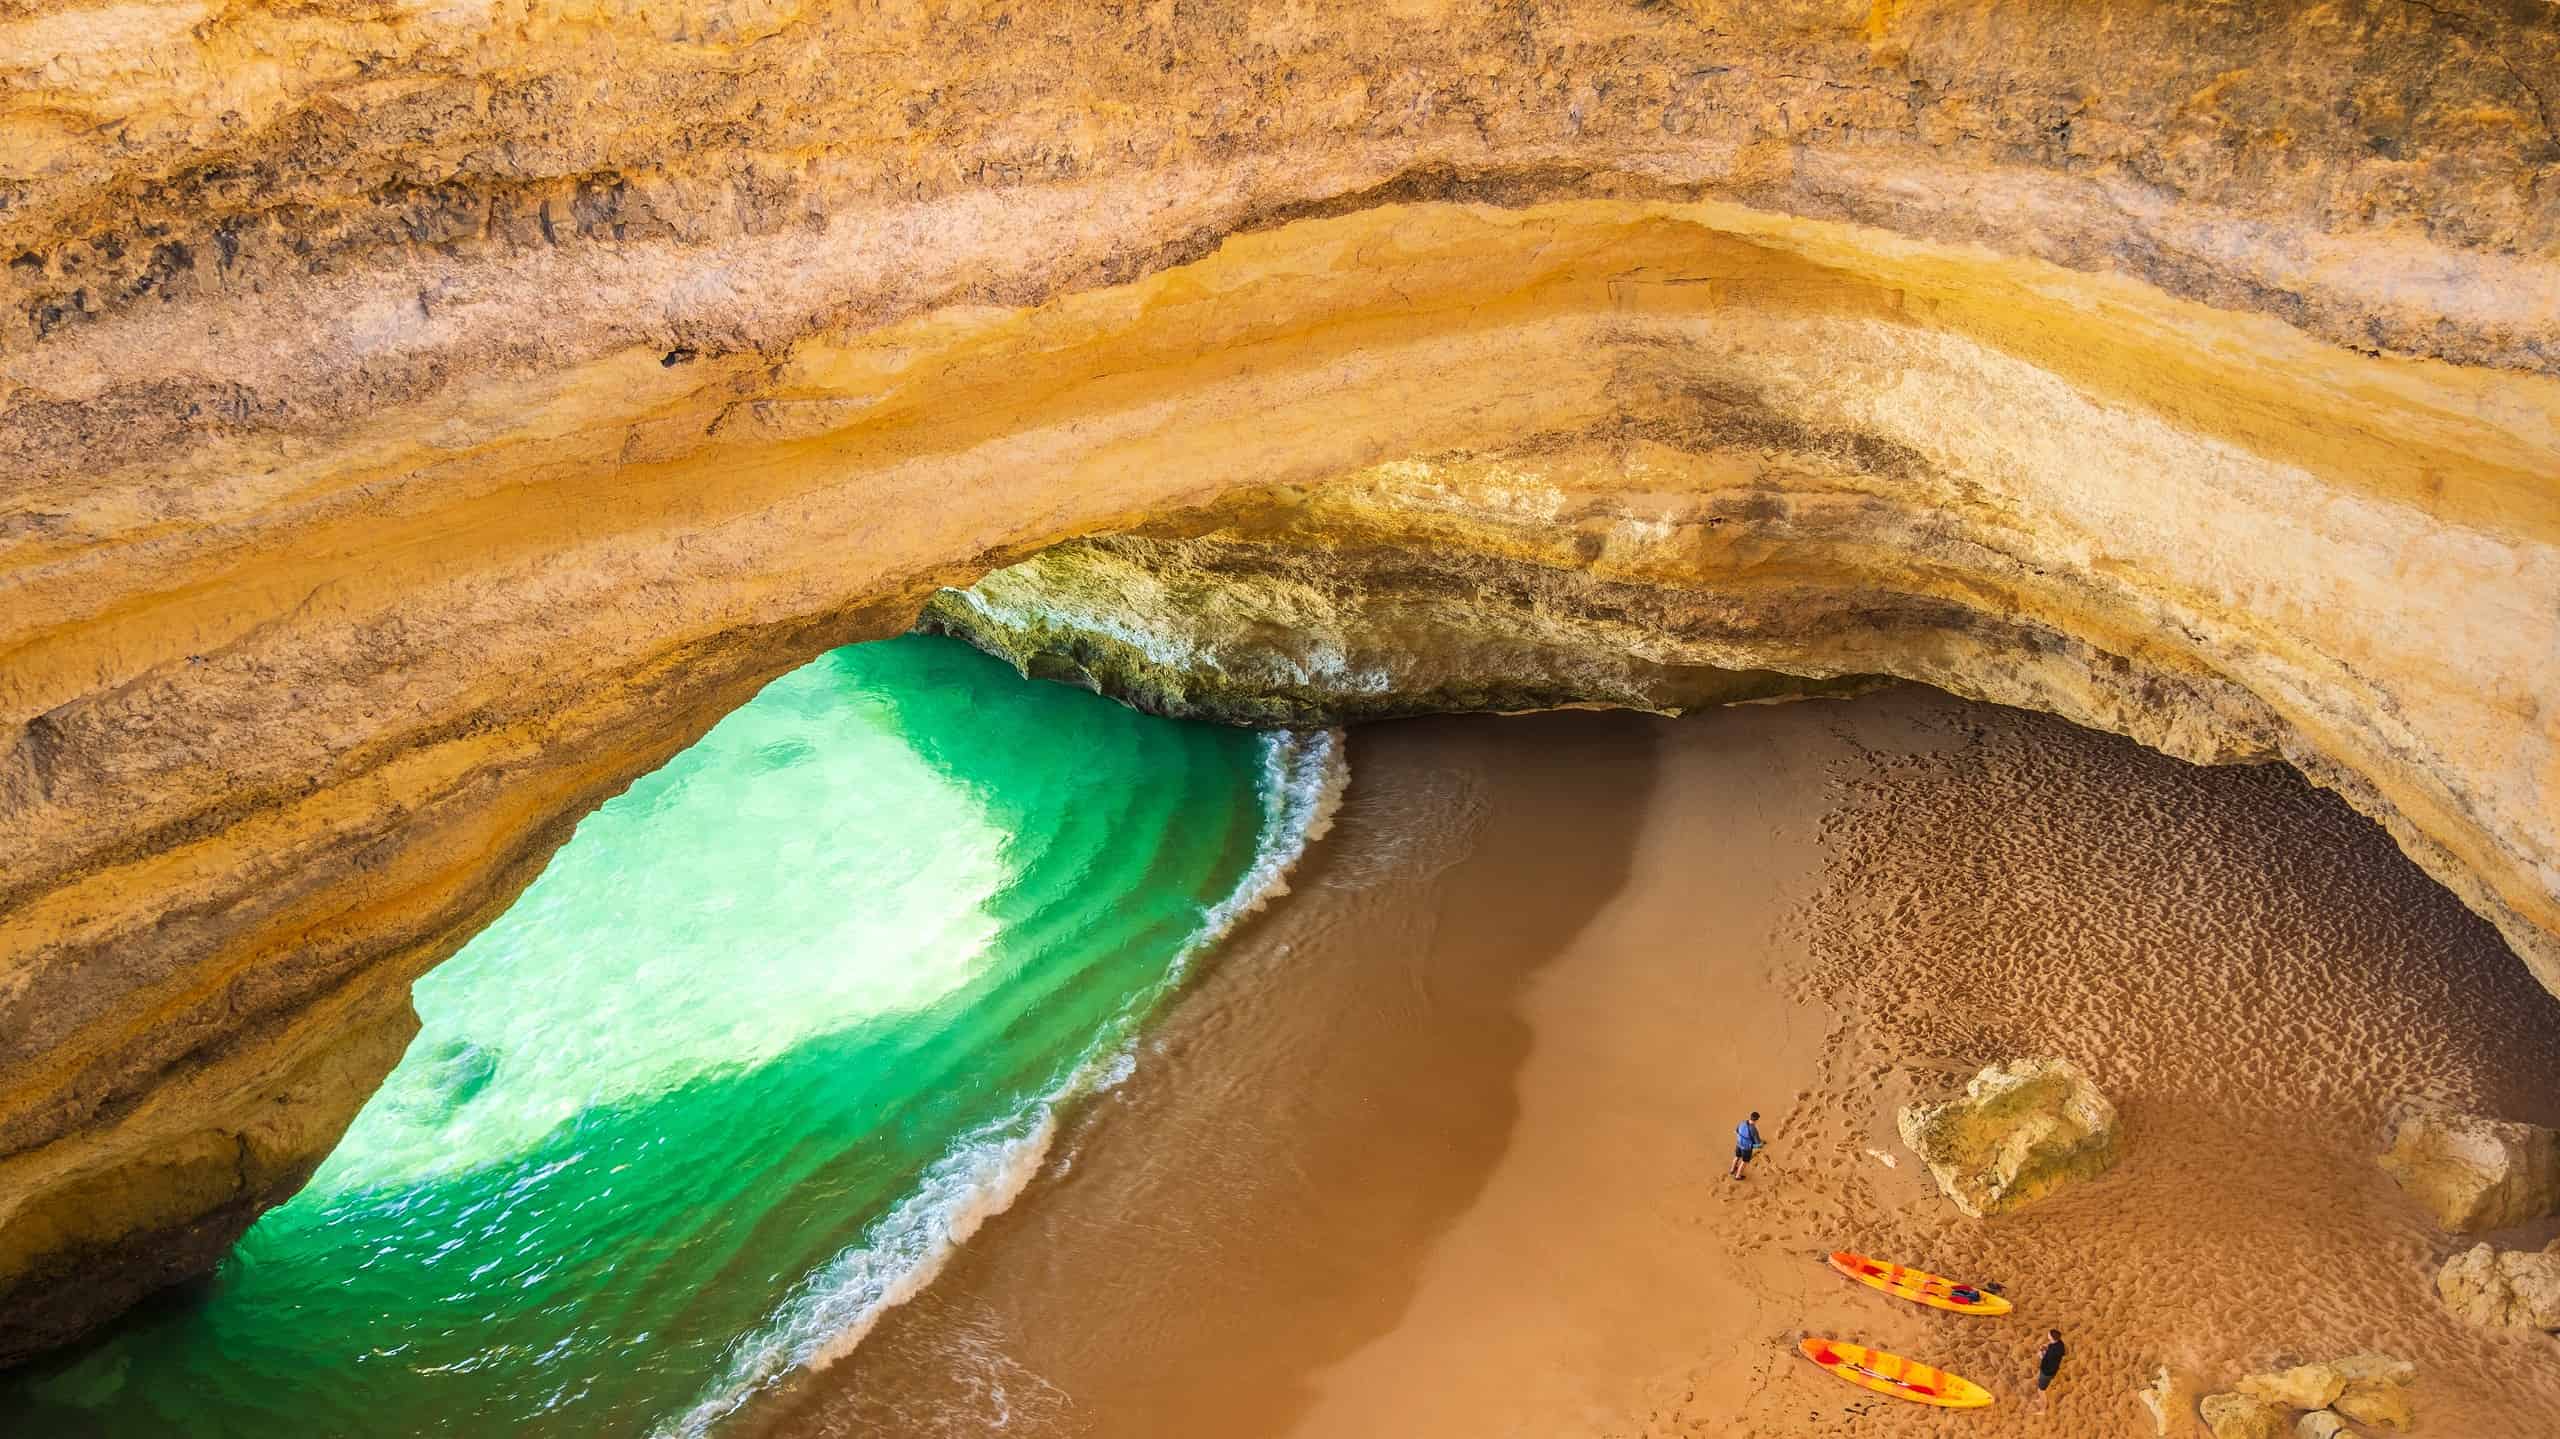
[2036,1369,2059,1391]
[1734,1146,1755,1162]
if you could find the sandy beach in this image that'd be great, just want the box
[744,688,2560,1438]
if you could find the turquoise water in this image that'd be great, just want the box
[4,635,1338,1438]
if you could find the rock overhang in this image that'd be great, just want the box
[2,0,2557,1368]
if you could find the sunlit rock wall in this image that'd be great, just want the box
[2,0,2555,1363]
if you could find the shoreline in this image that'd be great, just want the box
[653,726,1350,1438]
[749,688,2560,1437]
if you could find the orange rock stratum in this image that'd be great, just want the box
[1,0,2556,1364]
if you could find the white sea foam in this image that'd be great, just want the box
[651,726,1348,1437]
[1165,726,1347,982]
[650,1107,1062,1439]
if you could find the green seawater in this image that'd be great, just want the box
[4,635,1338,1439]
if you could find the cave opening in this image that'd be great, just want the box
[0,635,1336,1437]
[5,0,2559,1428]
[9,587,2560,1434]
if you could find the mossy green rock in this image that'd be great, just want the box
[1896,1058,2121,1218]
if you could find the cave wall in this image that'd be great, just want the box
[2,0,2556,1363]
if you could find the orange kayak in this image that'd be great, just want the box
[1798,1338,1995,1407]
[1827,1250,2014,1316]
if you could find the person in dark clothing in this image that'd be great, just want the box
[2035,1329,2067,1408]
[1728,1111,1765,1180]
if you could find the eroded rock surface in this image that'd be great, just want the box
[2437,1240,2560,1332]
[2,0,2557,1364]
[2330,1352,2418,1431]
[2175,1353,2419,1438]
[2236,1363,2346,1412]
[1895,1058,2120,1218]
[2202,1393,2290,1439]
[2377,1109,2560,1232]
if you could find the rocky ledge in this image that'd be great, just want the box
[4,0,2558,1366]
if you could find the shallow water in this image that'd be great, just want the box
[4,636,1338,1439]
[765,695,2560,1439]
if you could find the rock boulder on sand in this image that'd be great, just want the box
[2294,1412,2348,1439]
[2202,1392,2290,1439]
[2236,1362,2346,1410]
[2336,1384,2415,1431]
[2437,1240,2560,1330]
[2138,1365,2207,1437]
[1895,1058,2120,1217]
[2376,1111,2560,1232]
[2330,1352,2418,1430]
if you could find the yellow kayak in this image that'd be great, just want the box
[1828,1250,2014,1316]
[1798,1338,1995,1408]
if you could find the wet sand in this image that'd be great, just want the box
[747,689,2560,1437]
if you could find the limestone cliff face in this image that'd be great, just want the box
[2,0,2557,1364]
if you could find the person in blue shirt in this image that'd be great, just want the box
[1729,1111,1765,1180]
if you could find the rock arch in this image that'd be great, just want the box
[2,0,2555,1364]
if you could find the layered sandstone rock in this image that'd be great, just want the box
[2377,1110,2560,1232]
[1,0,2556,1365]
